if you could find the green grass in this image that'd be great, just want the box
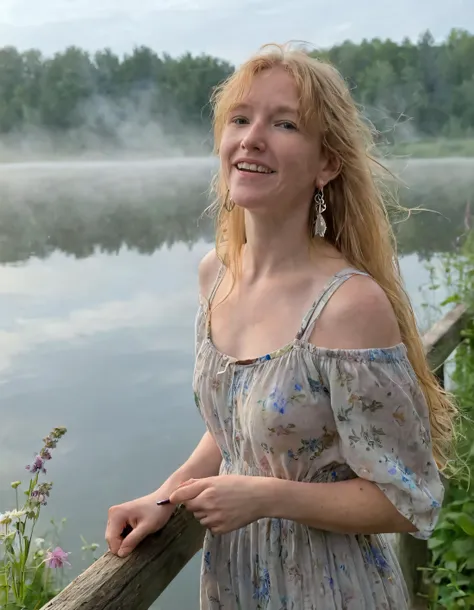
[386,138,474,158]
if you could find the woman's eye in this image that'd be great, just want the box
[231,116,248,125]
[278,121,297,130]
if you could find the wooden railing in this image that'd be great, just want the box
[41,303,470,610]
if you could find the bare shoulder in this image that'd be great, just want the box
[198,248,222,300]
[311,274,402,350]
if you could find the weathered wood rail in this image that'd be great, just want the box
[41,303,470,610]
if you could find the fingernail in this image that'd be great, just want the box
[156,498,171,505]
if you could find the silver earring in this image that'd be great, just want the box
[224,191,235,212]
[313,189,327,237]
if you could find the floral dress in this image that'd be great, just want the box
[193,266,444,610]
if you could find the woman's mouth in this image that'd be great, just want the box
[235,162,275,174]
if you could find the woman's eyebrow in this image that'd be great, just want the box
[230,102,299,116]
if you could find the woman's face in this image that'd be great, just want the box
[219,66,334,215]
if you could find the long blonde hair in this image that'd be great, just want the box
[208,43,456,469]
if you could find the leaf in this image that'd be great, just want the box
[440,294,461,306]
[454,514,474,537]
[452,538,474,558]
[428,536,446,550]
[443,550,460,563]
[462,503,474,515]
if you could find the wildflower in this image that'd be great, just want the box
[42,435,56,449]
[10,481,21,489]
[35,537,45,548]
[26,455,46,474]
[45,546,71,569]
[43,427,67,449]
[0,509,26,525]
[30,482,53,506]
[7,509,27,521]
[0,512,12,526]
[40,448,52,460]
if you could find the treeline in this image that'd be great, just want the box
[0,28,473,141]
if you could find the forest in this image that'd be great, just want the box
[0,28,473,147]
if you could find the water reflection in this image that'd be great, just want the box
[0,157,472,263]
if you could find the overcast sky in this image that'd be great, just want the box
[0,0,473,63]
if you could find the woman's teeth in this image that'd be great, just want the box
[236,162,273,174]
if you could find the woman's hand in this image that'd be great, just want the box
[169,475,269,535]
[106,494,174,558]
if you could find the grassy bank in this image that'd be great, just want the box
[387,138,474,158]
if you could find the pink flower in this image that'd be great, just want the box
[45,546,71,569]
[26,455,46,474]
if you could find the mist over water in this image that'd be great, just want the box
[0,155,472,264]
[0,86,214,162]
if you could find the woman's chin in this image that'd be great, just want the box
[232,194,273,212]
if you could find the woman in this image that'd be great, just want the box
[106,44,456,609]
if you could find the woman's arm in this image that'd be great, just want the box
[255,477,417,534]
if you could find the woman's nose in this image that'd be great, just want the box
[240,122,267,152]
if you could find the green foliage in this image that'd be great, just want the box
[316,29,474,142]
[0,29,473,145]
[422,493,474,609]
[389,138,474,159]
[420,231,474,608]
[0,44,233,141]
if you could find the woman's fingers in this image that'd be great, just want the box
[105,508,128,555]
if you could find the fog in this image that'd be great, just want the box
[0,88,213,162]
[0,155,472,266]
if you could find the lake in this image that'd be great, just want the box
[0,157,472,609]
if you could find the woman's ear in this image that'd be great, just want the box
[318,152,342,188]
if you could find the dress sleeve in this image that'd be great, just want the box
[320,345,445,540]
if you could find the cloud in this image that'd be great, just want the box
[0,238,210,375]
[0,290,193,376]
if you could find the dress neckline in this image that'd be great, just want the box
[198,299,407,369]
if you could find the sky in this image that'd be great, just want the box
[0,0,473,64]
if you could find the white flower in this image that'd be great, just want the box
[0,509,27,525]
[35,537,45,548]
[7,509,27,521]
[0,512,12,525]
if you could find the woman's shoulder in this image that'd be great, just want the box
[309,272,403,351]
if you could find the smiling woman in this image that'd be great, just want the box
[104,43,456,610]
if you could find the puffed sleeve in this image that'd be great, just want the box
[320,345,445,540]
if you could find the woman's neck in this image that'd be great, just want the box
[241,207,322,280]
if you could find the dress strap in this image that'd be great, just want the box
[296,267,370,341]
[207,263,226,307]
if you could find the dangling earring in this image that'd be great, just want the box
[313,189,327,237]
[224,190,235,212]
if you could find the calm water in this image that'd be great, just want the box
[0,157,472,609]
